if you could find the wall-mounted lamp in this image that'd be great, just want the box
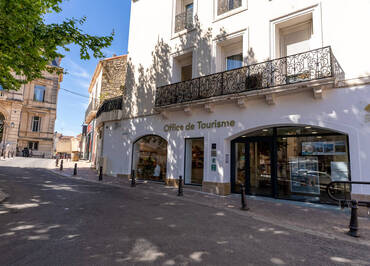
[10,122,15,128]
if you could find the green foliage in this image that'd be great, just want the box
[0,0,114,90]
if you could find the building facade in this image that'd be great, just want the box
[0,61,63,158]
[100,0,370,204]
[84,55,127,166]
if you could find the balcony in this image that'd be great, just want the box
[96,96,122,118]
[175,11,194,33]
[85,101,98,124]
[96,97,123,127]
[155,46,344,108]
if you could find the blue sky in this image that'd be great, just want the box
[45,0,131,136]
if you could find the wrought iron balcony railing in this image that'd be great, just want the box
[175,11,194,33]
[155,46,344,108]
[96,96,122,118]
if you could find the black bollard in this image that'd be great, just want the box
[73,163,77,176]
[60,160,63,171]
[348,200,359,237]
[99,166,103,181]
[131,170,136,187]
[178,176,183,196]
[240,184,249,211]
[56,158,59,167]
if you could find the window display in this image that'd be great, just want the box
[232,126,351,203]
[132,135,167,182]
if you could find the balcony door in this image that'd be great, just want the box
[279,21,313,84]
[181,65,192,81]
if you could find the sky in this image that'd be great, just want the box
[45,0,131,137]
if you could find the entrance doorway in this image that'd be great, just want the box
[233,137,273,196]
[231,126,351,203]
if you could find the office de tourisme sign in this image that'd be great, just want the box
[164,120,235,132]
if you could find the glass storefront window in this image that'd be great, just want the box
[132,135,167,182]
[232,126,351,204]
[277,134,350,203]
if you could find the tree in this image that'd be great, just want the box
[0,0,114,91]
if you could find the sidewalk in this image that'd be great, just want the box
[50,160,370,245]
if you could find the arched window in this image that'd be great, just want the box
[231,125,350,204]
[0,113,4,143]
[132,135,167,182]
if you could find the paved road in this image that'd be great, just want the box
[0,166,369,265]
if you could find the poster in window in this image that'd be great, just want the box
[289,157,320,195]
[302,141,346,155]
[331,162,349,181]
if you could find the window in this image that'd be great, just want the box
[0,85,3,90]
[33,85,45,102]
[175,0,194,33]
[218,0,242,16]
[185,138,204,185]
[232,126,351,204]
[28,142,39,150]
[226,54,243,70]
[31,116,41,132]
[185,3,193,28]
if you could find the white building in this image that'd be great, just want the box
[98,0,370,204]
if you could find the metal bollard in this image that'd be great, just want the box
[348,200,359,237]
[178,175,183,196]
[60,160,63,171]
[73,163,77,176]
[99,166,103,181]
[240,184,249,211]
[131,170,136,187]
[56,158,59,167]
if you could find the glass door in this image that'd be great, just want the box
[247,139,273,196]
[232,137,273,196]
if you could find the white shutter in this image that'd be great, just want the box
[281,22,312,57]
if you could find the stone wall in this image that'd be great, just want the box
[100,56,127,102]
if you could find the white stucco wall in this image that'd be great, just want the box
[103,84,370,194]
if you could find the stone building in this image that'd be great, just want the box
[84,55,127,166]
[0,60,63,158]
